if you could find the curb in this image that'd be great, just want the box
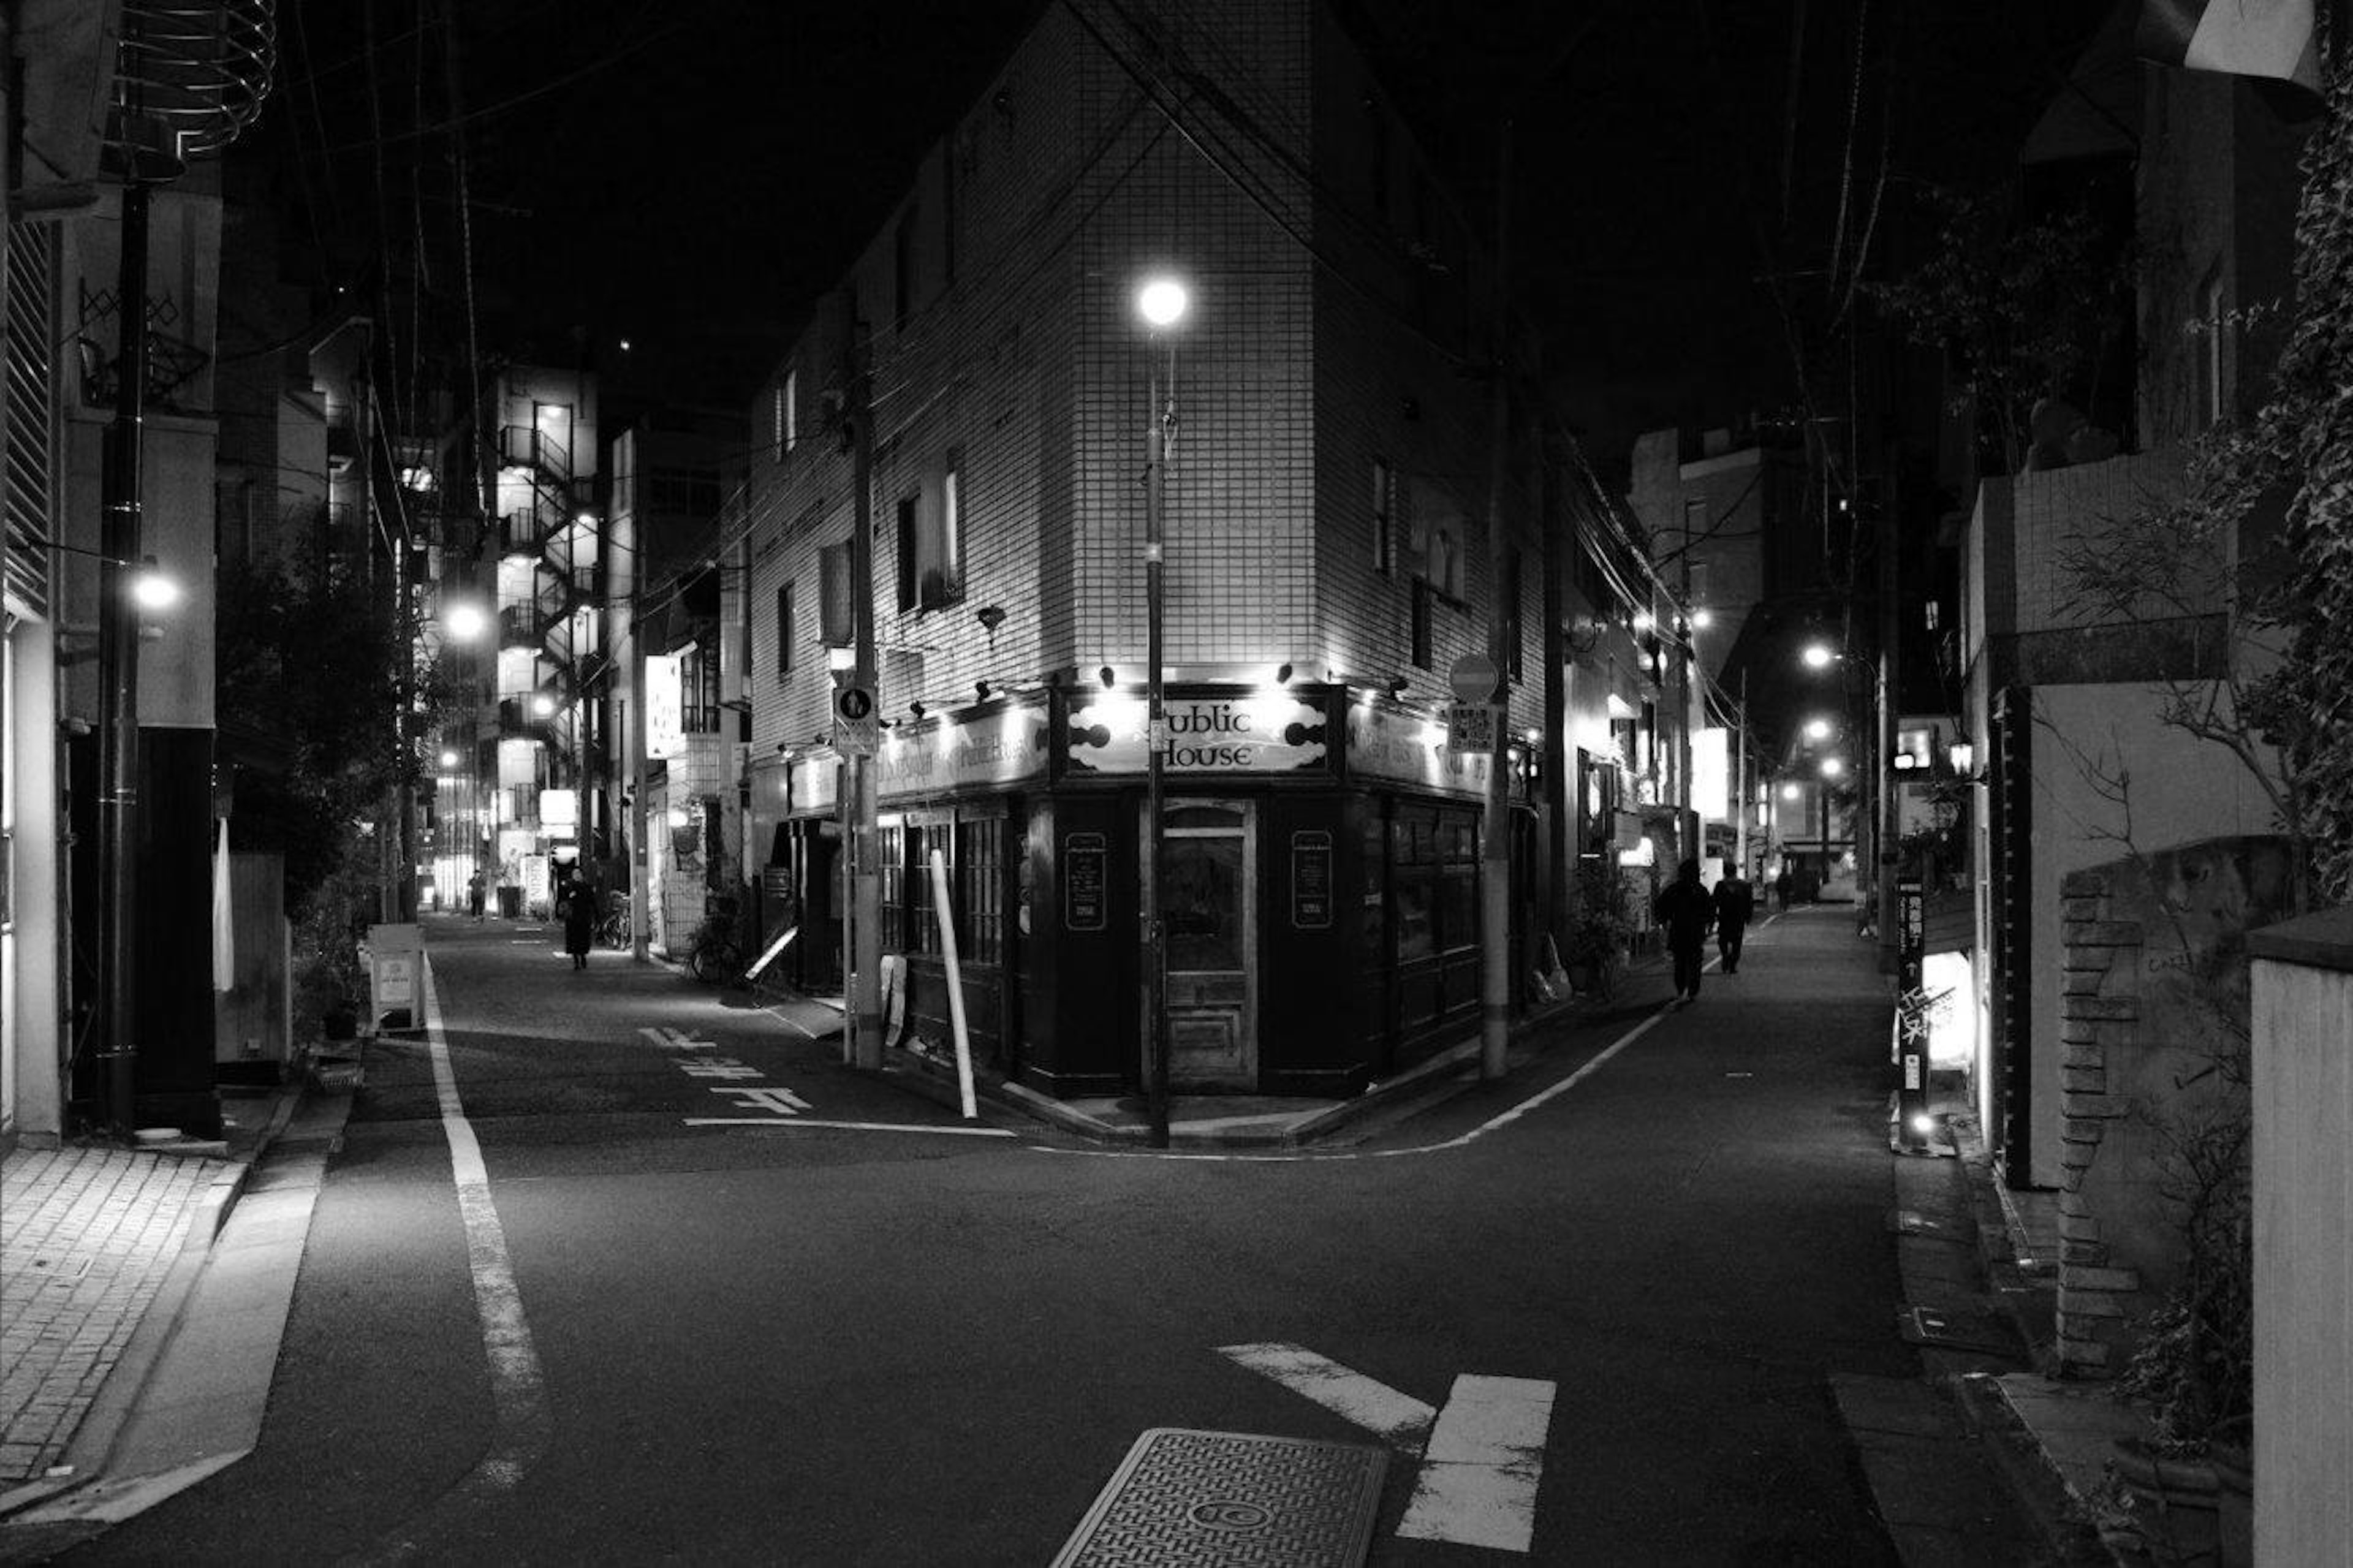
[877,993,1601,1150]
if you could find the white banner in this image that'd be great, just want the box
[646,653,686,760]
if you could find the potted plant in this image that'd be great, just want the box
[1563,863,1635,996]
[2109,1021,2254,1567]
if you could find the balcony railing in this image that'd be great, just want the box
[499,604,548,648]
[496,699,548,739]
[500,423,571,482]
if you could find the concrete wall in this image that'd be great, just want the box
[2247,909,2352,1568]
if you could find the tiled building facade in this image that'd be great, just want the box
[735,0,1574,1099]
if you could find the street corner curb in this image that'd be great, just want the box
[1947,1373,2126,1567]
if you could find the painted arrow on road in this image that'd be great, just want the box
[1219,1342,1555,1554]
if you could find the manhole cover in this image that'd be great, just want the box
[1052,1428,1387,1567]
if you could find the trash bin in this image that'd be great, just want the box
[366,922,425,1034]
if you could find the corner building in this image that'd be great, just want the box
[744,0,1548,1098]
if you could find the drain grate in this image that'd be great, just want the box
[1053,1428,1387,1567]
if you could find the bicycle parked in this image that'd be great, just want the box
[598,894,632,950]
[685,916,746,985]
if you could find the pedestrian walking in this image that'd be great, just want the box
[1773,868,1792,913]
[467,869,486,923]
[560,874,600,971]
[1653,858,1715,1003]
[1713,868,1755,974]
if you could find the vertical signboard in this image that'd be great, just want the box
[1063,831,1107,931]
[646,653,686,760]
[1290,830,1333,929]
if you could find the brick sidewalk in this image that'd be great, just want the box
[0,1146,225,1485]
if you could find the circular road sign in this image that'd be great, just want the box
[835,686,874,722]
[1448,653,1499,703]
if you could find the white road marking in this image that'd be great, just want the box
[680,1117,1017,1137]
[711,1085,812,1116]
[1216,1344,1436,1450]
[1220,1345,1556,1556]
[1395,1374,1556,1553]
[349,958,551,1564]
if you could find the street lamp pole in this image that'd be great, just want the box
[1137,275,1186,1150]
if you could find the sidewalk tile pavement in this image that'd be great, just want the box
[0,1146,224,1485]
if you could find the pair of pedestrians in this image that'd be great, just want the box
[1653,860,1757,1002]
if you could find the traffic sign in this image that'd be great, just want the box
[1448,653,1499,703]
[1446,703,1496,754]
[833,685,878,756]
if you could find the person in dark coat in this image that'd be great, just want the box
[1653,858,1715,1002]
[1713,869,1756,974]
[561,875,599,969]
[1774,868,1793,913]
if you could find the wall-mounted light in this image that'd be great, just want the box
[1098,665,1116,689]
[131,558,181,610]
[1275,662,1294,683]
[531,693,556,717]
[1820,756,1846,778]
[975,680,993,702]
[444,602,488,642]
[909,702,926,720]
[1691,608,1713,629]
[1781,782,1802,800]
[439,749,460,768]
[1949,740,1976,775]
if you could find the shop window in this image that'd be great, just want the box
[957,815,1004,966]
[1438,813,1479,953]
[1395,808,1437,962]
[906,816,953,955]
[878,820,906,951]
[1359,809,1389,961]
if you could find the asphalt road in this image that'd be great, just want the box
[65,907,1915,1565]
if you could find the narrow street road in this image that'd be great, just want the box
[66,907,1915,1564]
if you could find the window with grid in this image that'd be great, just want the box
[878,821,906,951]
[776,581,794,678]
[957,815,1004,966]
[1411,577,1432,668]
[906,816,953,954]
[1371,458,1393,575]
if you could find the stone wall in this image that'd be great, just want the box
[2055,863,2147,1379]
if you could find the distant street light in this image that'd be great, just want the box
[1803,716,1833,741]
[439,749,460,768]
[1802,642,1836,670]
[532,692,557,718]
[1136,276,1189,329]
[1821,756,1846,778]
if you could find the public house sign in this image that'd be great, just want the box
[1065,692,1330,776]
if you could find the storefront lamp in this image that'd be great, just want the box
[131,561,181,610]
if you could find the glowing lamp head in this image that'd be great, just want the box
[444,603,488,642]
[1803,718,1832,741]
[130,566,181,610]
[531,693,556,718]
[1135,276,1189,329]
[1691,608,1713,629]
[1781,782,1802,801]
[439,749,460,768]
[1802,643,1836,670]
[1820,756,1846,778]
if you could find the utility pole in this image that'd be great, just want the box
[1142,342,1173,1147]
[1735,667,1749,877]
[844,308,883,1069]
[1478,122,1514,1083]
[1876,461,1900,971]
[98,175,153,1138]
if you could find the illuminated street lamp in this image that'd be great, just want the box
[531,692,558,718]
[444,601,489,642]
[439,749,460,769]
[1801,642,1836,670]
[1803,716,1833,742]
[1821,756,1846,779]
[131,559,181,610]
[1135,270,1188,1150]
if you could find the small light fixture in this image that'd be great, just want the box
[909,701,926,720]
[1781,782,1802,800]
[532,693,556,717]
[826,644,855,672]
[1691,608,1714,629]
[1136,276,1189,329]
[439,749,460,768]
[1099,665,1116,689]
[1949,740,1976,774]
[131,558,181,610]
[1802,643,1836,670]
[1821,756,1845,778]
[1804,717,1832,741]
[445,603,487,641]
[1632,610,1654,632]
[1275,662,1294,683]
[975,680,993,702]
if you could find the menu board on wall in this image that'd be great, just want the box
[1291,830,1333,928]
[1064,831,1107,931]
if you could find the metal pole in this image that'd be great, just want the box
[1478,123,1514,1082]
[1876,468,1900,969]
[99,176,152,1138]
[1143,348,1171,1147]
[1735,668,1749,877]
[846,312,882,1069]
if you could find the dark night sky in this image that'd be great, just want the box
[267,0,2115,457]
